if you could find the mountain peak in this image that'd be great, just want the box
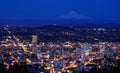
[58,11,91,20]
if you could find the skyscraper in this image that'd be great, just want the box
[32,35,38,53]
[32,35,38,44]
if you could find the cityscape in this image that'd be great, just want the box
[0,25,120,73]
[0,0,120,73]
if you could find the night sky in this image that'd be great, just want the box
[0,0,120,24]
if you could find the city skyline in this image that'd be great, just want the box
[0,0,120,73]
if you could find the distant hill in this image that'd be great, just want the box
[0,19,120,29]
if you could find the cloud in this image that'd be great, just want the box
[58,11,91,20]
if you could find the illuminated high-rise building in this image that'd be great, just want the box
[32,35,38,44]
[32,35,38,53]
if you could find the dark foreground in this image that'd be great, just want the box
[0,60,120,73]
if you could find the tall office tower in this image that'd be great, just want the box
[32,35,38,44]
[32,35,38,54]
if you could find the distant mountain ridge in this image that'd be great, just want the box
[0,19,120,29]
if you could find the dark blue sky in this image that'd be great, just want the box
[0,0,120,22]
